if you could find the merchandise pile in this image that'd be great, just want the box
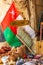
[0,44,43,65]
[0,40,42,65]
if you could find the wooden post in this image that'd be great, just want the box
[28,0,37,30]
[40,22,43,41]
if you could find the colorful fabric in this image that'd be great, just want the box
[1,2,19,34]
[4,27,22,47]
[1,2,23,47]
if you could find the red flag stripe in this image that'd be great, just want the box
[1,2,19,33]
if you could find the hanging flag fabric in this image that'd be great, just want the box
[4,27,22,47]
[1,2,23,34]
[1,1,35,48]
[1,2,23,47]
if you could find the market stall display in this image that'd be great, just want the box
[0,0,43,65]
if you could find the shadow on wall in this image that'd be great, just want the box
[37,11,43,31]
[0,26,5,42]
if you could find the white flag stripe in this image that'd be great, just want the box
[16,15,23,20]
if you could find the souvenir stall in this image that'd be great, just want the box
[0,0,43,65]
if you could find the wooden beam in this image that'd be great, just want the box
[26,0,31,20]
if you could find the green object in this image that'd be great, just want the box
[4,27,22,47]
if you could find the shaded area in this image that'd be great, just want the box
[37,11,43,40]
[0,26,5,42]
